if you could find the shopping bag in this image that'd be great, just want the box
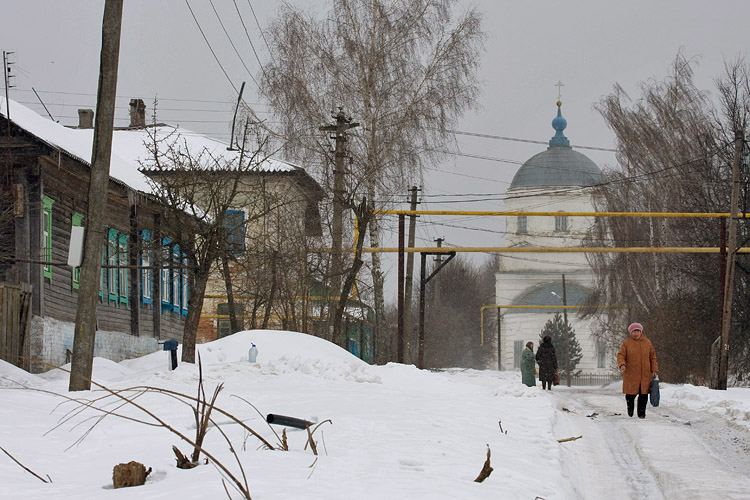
[552,371,560,386]
[649,376,660,407]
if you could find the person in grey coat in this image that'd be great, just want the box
[536,335,558,390]
[521,341,536,387]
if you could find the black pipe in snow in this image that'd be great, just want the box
[266,414,312,429]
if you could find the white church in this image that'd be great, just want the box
[496,100,610,376]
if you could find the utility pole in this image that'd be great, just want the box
[69,0,123,391]
[717,131,744,390]
[562,273,571,387]
[403,186,419,354]
[418,250,456,369]
[497,309,502,371]
[227,81,246,150]
[319,108,358,347]
[3,51,14,186]
[397,214,405,363]
[2,51,13,118]
[433,237,444,307]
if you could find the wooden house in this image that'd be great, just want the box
[138,131,327,345]
[0,98,193,371]
[1,97,329,370]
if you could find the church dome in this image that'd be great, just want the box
[509,102,602,190]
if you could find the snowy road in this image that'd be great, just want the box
[551,385,750,500]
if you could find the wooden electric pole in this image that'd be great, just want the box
[320,108,358,347]
[433,237,444,307]
[70,0,123,391]
[403,186,419,357]
[717,131,744,390]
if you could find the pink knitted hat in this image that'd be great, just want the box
[628,322,643,333]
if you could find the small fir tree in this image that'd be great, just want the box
[539,313,582,377]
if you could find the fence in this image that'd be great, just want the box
[567,372,621,387]
[0,282,32,371]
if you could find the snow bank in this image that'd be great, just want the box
[663,383,750,429]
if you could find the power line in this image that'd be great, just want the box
[441,127,617,152]
[11,87,267,106]
[247,0,273,57]
[209,0,259,87]
[185,0,241,95]
[232,0,267,80]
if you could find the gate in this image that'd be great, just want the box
[0,282,32,370]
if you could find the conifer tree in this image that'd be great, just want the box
[539,313,582,376]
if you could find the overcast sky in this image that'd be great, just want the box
[3,0,749,270]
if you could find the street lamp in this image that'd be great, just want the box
[551,279,571,387]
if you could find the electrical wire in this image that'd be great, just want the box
[439,127,617,152]
[231,0,267,79]
[185,0,241,95]
[247,0,273,58]
[11,88,266,106]
[209,0,260,87]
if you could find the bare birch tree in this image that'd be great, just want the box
[140,124,275,363]
[257,0,485,362]
[587,53,750,381]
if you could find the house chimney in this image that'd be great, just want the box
[78,109,94,129]
[129,99,146,128]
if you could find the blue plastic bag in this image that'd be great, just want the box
[649,376,660,407]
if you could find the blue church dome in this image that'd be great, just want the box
[509,101,602,190]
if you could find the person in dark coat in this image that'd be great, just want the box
[520,341,536,387]
[535,335,558,390]
[617,322,658,419]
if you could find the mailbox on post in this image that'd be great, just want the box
[162,339,178,370]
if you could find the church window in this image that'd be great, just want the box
[513,340,523,368]
[517,215,527,234]
[554,213,568,232]
[597,343,607,368]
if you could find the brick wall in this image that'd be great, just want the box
[30,316,159,373]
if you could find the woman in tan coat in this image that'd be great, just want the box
[617,322,658,419]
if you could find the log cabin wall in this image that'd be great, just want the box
[1,116,188,371]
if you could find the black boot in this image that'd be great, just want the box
[626,395,635,417]
[637,393,648,419]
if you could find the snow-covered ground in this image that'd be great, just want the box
[1,329,749,499]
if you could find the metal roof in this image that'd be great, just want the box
[509,146,602,190]
[509,103,602,190]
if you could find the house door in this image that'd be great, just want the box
[0,282,32,371]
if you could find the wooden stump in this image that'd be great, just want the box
[112,461,151,489]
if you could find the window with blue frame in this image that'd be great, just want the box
[99,243,106,301]
[42,196,54,281]
[172,244,181,312]
[107,229,119,304]
[141,230,152,305]
[158,237,190,314]
[161,239,171,310]
[118,233,128,306]
[71,212,83,289]
[181,255,189,315]
[224,209,246,255]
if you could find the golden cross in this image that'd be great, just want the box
[555,80,564,101]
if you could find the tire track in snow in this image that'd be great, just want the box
[551,387,750,500]
[552,390,664,500]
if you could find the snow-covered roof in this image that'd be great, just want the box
[0,97,304,194]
